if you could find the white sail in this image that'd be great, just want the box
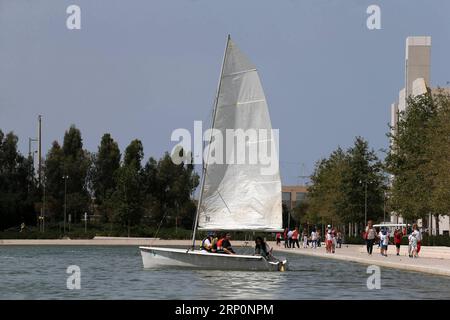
[197,37,282,232]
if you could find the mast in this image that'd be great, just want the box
[191,34,230,250]
[38,115,42,186]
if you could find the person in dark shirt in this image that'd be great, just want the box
[221,233,235,254]
[254,236,273,259]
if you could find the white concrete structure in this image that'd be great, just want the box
[391,36,431,128]
[389,36,449,236]
[405,36,431,99]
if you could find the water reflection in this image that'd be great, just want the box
[196,270,289,299]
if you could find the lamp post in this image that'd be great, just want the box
[359,179,373,226]
[62,175,69,234]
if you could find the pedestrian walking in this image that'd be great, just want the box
[380,228,389,257]
[325,229,333,253]
[316,230,321,247]
[364,220,377,255]
[287,229,294,248]
[284,228,289,248]
[412,224,422,257]
[292,227,300,248]
[409,232,418,258]
[394,228,402,256]
[302,231,308,248]
[336,231,342,248]
[276,232,281,247]
[311,229,317,249]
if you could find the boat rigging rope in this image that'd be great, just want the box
[149,208,171,247]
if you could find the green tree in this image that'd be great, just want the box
[307,147,349,225]
[110,139,145,232]
[91,133,121,222]
[43,141,65,221]
[0,130,37,230]
[62,125,91,223]
[307,137,386,233]
[386,91,437,223]
[142,151,199,227]
[124,139,143,170]
[341,137,385,225]
[388,89,450,233]
[111,164,144,234]
[44,125,91,224]
[426,91,450,226]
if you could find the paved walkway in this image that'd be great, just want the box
[272,243,450,277]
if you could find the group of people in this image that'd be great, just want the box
[200,232,236,254]
[277,227,301,248]
[364,220,422,258]
[200,232,275,260]
[324,225,343,253]
[276,226,343,253]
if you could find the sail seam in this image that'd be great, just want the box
[222,68,257,77]
[237,99,265,105]
[219,99,266,109]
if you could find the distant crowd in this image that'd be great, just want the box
[276,225,343,254]
[276,221,423,259]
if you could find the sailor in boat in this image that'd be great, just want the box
[254,237,285,271]
[200,232,214,253]
[210,232,219,253]
[254,237,274,261]
[217,233,236,254]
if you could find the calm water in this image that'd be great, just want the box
[1,245,450,299]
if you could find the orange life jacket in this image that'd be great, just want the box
[216,238,225,250]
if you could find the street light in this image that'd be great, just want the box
[62,175,69,234]
[359,179,374,226]
[83,212,88,233]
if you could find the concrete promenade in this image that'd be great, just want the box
[273,243,450,277]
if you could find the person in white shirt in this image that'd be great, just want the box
[325,230,333,253]
[302,232,308,248]
[412,224,422,256]
[409,232,418,258]
[200,232,214,253]
[379,228,389,257]
[311,230,317,249]
[287,229,294,248]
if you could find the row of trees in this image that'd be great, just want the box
[291,137,387,235]
[2,90,449,235]
[386,89,450,234]
[0,125,199,232]
[0,130,38,230]
[291,89,450,236]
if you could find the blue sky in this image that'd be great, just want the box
[1,0,450,185]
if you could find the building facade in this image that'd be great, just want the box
[282,185,308,210]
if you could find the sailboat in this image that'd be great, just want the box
[140,35,287,271]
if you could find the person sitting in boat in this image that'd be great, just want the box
[254,237,273,259]
[220,233,236,254]
[210,232,219,253]
[200,232,214,253]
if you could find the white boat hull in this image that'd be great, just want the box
[139,246,288,271]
